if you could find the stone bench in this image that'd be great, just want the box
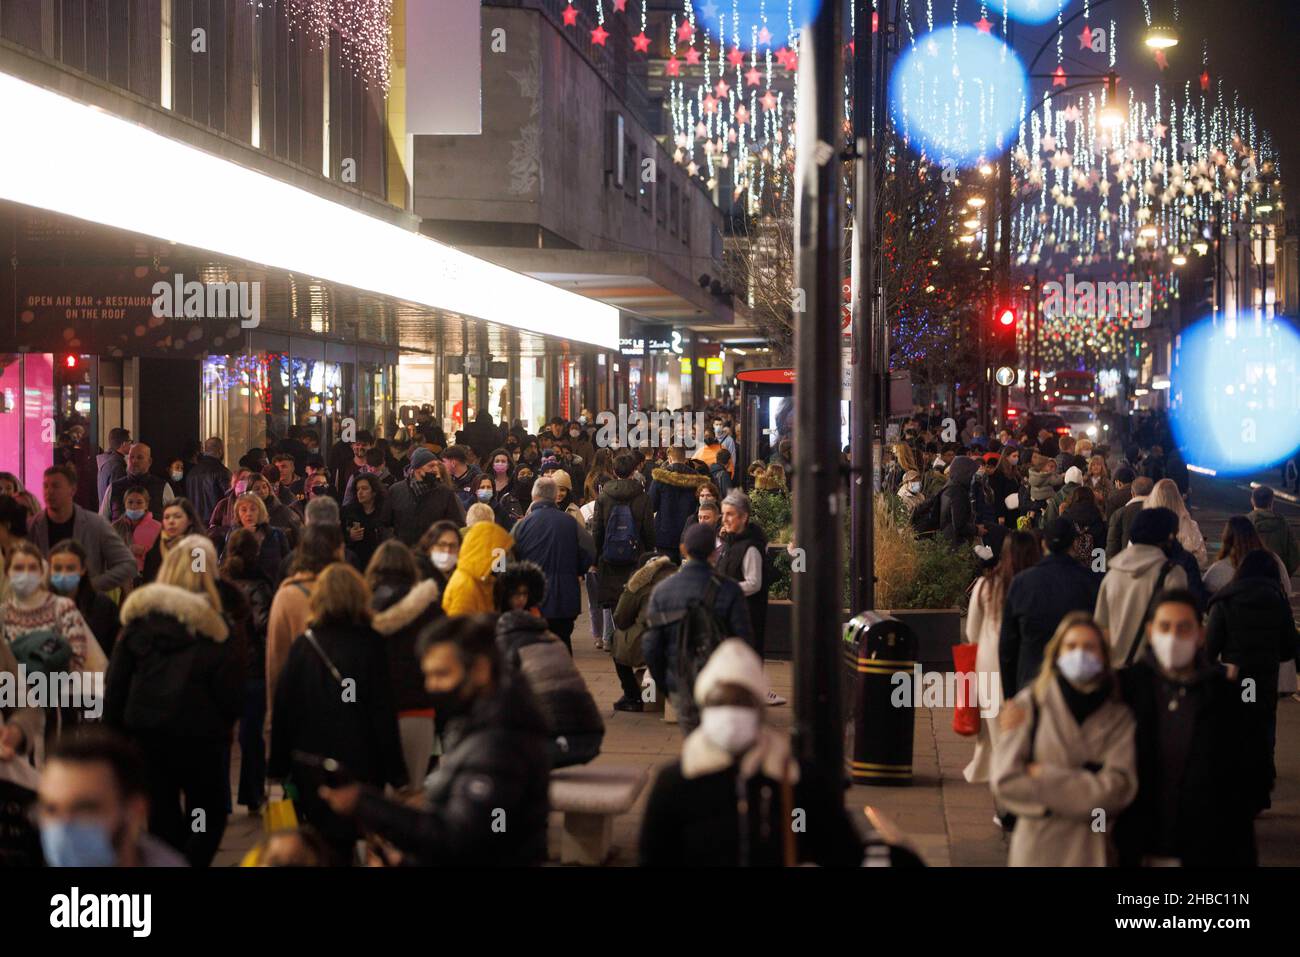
[549,764,649,865]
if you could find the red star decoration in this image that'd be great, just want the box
[783,51,799,73]
[613,0,627,11]
[590,24,609,46]
[735,104,750,124]
[975,16,993,33]
[760,89,778,111]
[758,26,772,45]
[1154,49,1168,70]
[632,31,652,53]
[1052,65,1067,87]
[715,78,730,97]
[684,46,702,65]
[744,66,763,86]
[1078,25,1092,49]
[561,4,578,27]
[702,95,718,114]
[1200,69,1211,91]
[727,46,746,67]
[665,56,681,76]
[775,47,795,70]
[677,20,695,43]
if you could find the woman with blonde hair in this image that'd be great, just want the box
[218,491,290,586]
[991,612,1137,866]
[267,562,406,864]
[1144,478,1207,566]
[105,533,242,866]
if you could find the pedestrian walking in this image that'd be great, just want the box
[1094,508,1189,667]
[992,612,1137,866]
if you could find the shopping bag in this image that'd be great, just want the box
[951,643,980,736]
[262,781,299,834]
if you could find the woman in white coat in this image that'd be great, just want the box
[963,531,1041,784]
[1145,478,1207,567]
[992,612,1138,866]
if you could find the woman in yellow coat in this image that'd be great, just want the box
[441,504,514,616]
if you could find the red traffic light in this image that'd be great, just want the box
[996,307,1016,328]
[63,354,78,369]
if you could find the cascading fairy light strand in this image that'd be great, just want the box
[261,0,393,91]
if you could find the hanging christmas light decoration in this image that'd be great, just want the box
[253,0,393,92]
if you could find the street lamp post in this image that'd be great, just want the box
[792,0,845,778]
[849,0,876,615]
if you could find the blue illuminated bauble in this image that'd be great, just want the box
[696,0,822,51]
[1003,0,1068,26]
[889,26,1028,168]
[1168,315,1300,475]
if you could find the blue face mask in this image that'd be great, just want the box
[124,508,146,522]
[50,572,81,595]
[40,819,118,867]
[475,489,493,502]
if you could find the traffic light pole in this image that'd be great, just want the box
[792,0,844,780]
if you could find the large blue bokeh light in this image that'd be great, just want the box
[889,26,1028,167]
[696,0,822,50]
[1168,316,1300,475]
[1003,0,1068,26]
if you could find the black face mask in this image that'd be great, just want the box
[427,678,473,720]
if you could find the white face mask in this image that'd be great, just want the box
[8,571,42,598]
[430,551,457,573]
[1150,629,1197,671]
[908,481,922,493]
[1057,648,1103,686]
[699,705,761,755]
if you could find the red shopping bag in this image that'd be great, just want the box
[951,643,980,736]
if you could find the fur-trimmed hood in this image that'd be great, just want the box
[120,583,228,643]
[371,579,441,635]
[681,725,800,784]
[651,466,709,490]
[627,554,676,593]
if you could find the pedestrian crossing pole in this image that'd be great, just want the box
[792,0,845,779]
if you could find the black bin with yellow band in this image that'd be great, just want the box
[843,612,916,786]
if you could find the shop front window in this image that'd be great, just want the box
[519,357,547,433]
[201,353,291,464]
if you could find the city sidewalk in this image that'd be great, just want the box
[213,616,1009,867]
[214,608,1300,867]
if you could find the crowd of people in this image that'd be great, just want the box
[891,408,1300,866]
[0,404,899,869]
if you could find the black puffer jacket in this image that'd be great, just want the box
[496,610,603,767]
[1206,576,1299,707]
[371,577,442,714]
[104,583,242,740]
[649,464,708,553]
[354,675,552,866]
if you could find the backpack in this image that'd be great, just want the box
[602,502,639,565]
[910,491,943,534]
[675,574,728,725]
[9,628,73,675]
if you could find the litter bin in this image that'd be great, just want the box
[842,612,916,786]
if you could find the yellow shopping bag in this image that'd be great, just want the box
[262,781,299,834]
